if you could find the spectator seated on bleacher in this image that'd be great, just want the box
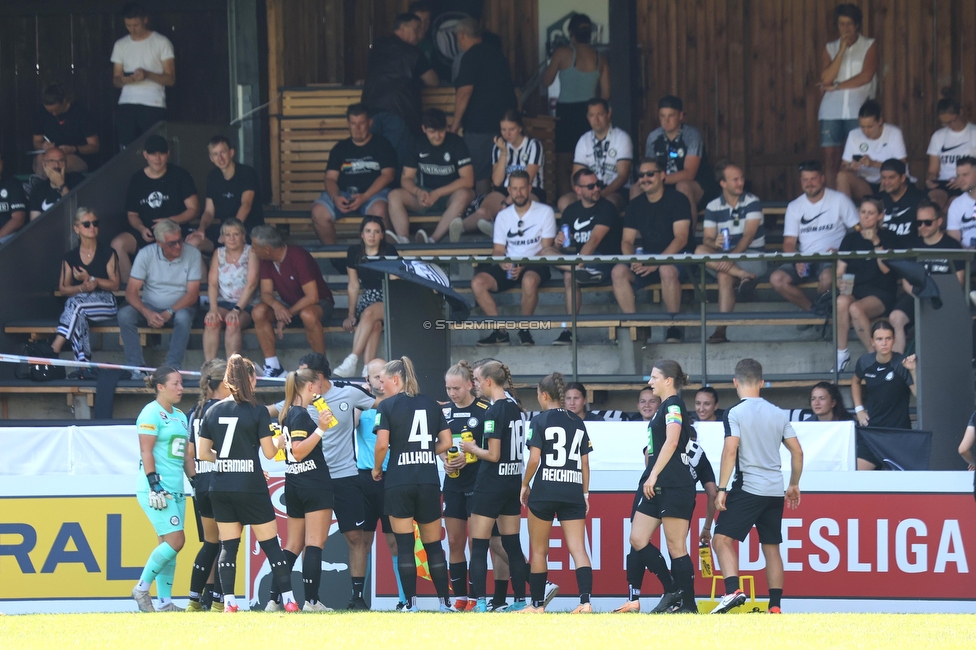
[118,218,201,377]
[48,208,119,379]
[836,100,909,202]
[544,167,622,346]
[310,104,397,247]
[945,156,976,249]
[806,381,853,422]
[633,386,661,422]
[877,158,924,246]
[692,386,724,423]
[557,98,631,212]
[112,134,199,282]
[770,160,858,317]
[202,218,258,362]
[611,157,691,343]
[32,83,99,175]
[187,135,264,255]
[924,95,976,211]
[250,225,335,378]
[0,152,28,245]
[387,108,475,244]
[564,381,604,422]
[471,171,555,347]
[461,110,544,239]
[29,148,84,221]
[694,161,766,344]
[334,216,400,378]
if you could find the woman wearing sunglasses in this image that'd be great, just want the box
[49,207,120,378]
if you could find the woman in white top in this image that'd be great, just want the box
[203,218,258,360]
[926,95,976,210]
[818,3,878,187]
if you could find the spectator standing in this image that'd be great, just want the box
[694,387,724,423]
[836,101,909,201]
[111,2,176,149]
[945,157,976,249]
[695,162,766,343]
[451,18,519,195]
[32,84,99,174]
[409,2,435,67]
[112,135,199,282]
[559,98,632,211]
[471,171,556,346]
[202,218,258,362]
[387,108,475,244]
[542,14,610,200]
[118,219,201,375]
[817,3,878,187]
[310,105,397,246]
[925,96,976,210]
[806,382,853,422]
[29,148,84,220]
[249,225,335,377]
[877,159,924,244]
[0,152,28,244]
[611,158,691,343]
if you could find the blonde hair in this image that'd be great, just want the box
[196,358,227,413]
[446,360,475,397]
[280,369,318,425]
[538,372,566,408]
[383,356,419,396]
[478,360,519,408]
[220,217,246,238]
[224,354,257,405]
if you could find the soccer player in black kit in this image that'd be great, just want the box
[615,360,698,614]
[372,356,454,612]
[520,372,593,614]
[461,360,531,612]
[196,354,298,612]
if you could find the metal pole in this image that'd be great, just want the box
[571,262,579,383]
[700,260,707,386]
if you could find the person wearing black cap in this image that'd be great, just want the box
[111,134,199,282]
[876,158,925,246]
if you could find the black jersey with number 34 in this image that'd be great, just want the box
[282,405,332,491]
[199,398,274,493]
[444,398,490,492]
[188,398,220,493]
[526,409,592,503]
[476,397,525,492]
[375,392,449,488]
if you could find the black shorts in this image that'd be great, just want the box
[629,264,689,290]
[855,432,884,469]
[359,469,392,533]
[932,180,964,199]
[194,489,214,519]
[384,483,442,524]
[471,488,522,519]
[852,284,896,313]
[892,293,916,324]
[284,481,334,518]
[332,475,367,533]
[714,490,784,544]
[529,498,586,522]
[210,490,276,526]
[475,263,552,294]
[442,488,475,520]
[632,484,696,521]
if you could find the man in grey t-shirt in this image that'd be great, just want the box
[118,219,201,375]
[710,358,804,614]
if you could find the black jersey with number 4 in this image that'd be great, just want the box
[375,392,449,488]
[282,405,332,491]
[188,398,220,494]
[476,398,525,492]
[200,398,274,493]
[526,409,592,503]
[444,398,490,493]
[644,395,695,489]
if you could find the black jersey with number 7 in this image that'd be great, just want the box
[199,398,274,494]
[375,392,449,488]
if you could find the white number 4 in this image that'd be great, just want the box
[544,426,583,468]
[407,410,433,450]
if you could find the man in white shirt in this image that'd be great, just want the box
[836,100,908,201]
[925,97,976,211]
[770,160,858,314]
[471,171,556,346]
[557,98,633,211]
[111,3,175,148]
[945,157,976,249]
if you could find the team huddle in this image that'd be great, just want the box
[131,353,802,614]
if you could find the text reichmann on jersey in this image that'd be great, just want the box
[542,468,583,484]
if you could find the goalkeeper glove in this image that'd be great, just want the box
[147,471,172,510]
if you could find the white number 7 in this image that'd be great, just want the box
[218,416,239,459]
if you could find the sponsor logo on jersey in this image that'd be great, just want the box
[138,422,157,432]
[169,516,180,526]
[442,407,452,417]
[800,211,827,225]
[665,404,682,426]
[340,159,381,174]
[467,417,479,428]
[885,371,895,381]
[859,142,869,152]
[0,189,7,198]
[41,199,57,211]
[574,217,593,230]
[941,143,968,152]
[484,420,495,433]
[339,402,349,411]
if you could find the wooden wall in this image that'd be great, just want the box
[0,0,230,176]
[637,0,976,200]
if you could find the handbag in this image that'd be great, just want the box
[15,341,66,382]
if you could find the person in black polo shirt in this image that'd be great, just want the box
[388,108,475,244]
[29,147,84,220]
[612,158,691,343]
[877,158,924,244]
[111,134,199,282]
[0,152,28,244]
[32,84,99,174]
[186,135,263,254]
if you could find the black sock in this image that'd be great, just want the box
[625,549,644,600]
[190,541,220,600]
[500,535,526,600]
[268,549,298,604]
[576,566,592,604]
[449,562,468,598]
[303,545,323,604]
[217,538,240,602]
[212,559,223,603]
[769,588,783,609]
[424,541,451,605]
[492,579,508,606]
[260,539,294,603]
[724,575,740,595]
[637,543,675,592]
[529,572,547,608]
[670,554,695,608]
[469,538,490,600]
[202,583,214,608]
[394,533,417,602]
[351,576,366,601]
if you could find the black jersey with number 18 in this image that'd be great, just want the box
[199,398,274,494]
[188,398,220,494]
[375,392,450,488]
[282,405,332,492]
[476,397,525,492]
[526,408,592,503]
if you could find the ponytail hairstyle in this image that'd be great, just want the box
[384,356,420,397]
[224,354,258,405]
[537,372,566,407]
[653,359,689,391]
[280,369,318,425]
[145,366,180,394]
[196,358,227,414]
[478,360,520,409]
[446,359,476,397]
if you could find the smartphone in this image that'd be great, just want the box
[852,155,864,162]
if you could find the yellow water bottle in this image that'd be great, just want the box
[312,395,340,429]
[446,447,461,478]
[699,543,713,578]
[460,430,477,464]
[271,423,286,462]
